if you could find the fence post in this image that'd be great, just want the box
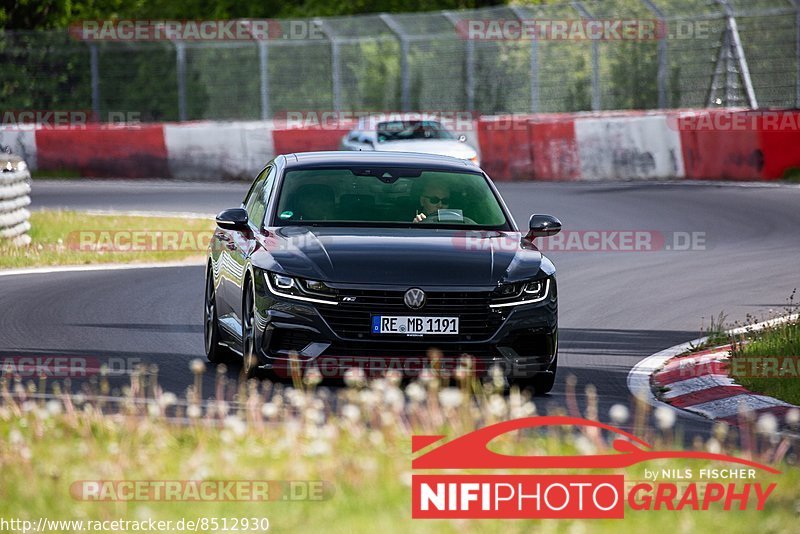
[716,0,758,108]
[642,0,668,109]
[443,12,475,112]
[89,43,100,120]
[572,2,601,111]
[380,14,410,112]
[510,6,539,113]
[174,40,187,121]
[258,41,270,119]
[315,20,342,112]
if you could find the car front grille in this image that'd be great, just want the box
[317,288,503,341]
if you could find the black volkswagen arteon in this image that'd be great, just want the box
[205,151,561,393]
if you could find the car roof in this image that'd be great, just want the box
[282,151,479,173]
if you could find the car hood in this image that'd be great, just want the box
[254,227,547,286]
[375,139,477,160]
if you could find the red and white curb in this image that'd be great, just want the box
[628,314,799,426]
[652,346,795,425]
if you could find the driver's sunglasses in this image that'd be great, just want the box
[423,195,450,204]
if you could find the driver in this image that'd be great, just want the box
[413,183,450,223]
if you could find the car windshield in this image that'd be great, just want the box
[376,121,455,143]
[273,168,509,229]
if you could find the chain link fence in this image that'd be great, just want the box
[2,0,798,122]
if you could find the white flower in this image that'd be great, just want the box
[287,389,307,409]
[385,369,402,387]
[785,408,800,427]
[358,389,378,407]
[756,413,778,435]
[439,388,463,409]
[305,440,332,457]
[304,366,322,387]
[487,395,507,417]
[384,387,405,411]
[609,404,630,425]
[510,401,536,419]
[705,437,722,454]
[261,402,278,418]
[147,402,160,417]
[159,392,178,408]
[343,367,366,388]
[654,406,676,430]
[419,368,436,385]
[341,403,361,423]
[305,408,325,425]
[405,382,427,403]
[46,400,63,416]
[187,404,202,419]
[575,435,596,456]
[9,429,24,445]
[224,416,247,437]
[190,359,206,374]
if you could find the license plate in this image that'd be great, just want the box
[371,316,459,335]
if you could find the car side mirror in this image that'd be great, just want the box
[216,208,249,231]
[458,134,467,143]
[526,214,561,239]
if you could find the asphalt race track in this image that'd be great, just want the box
[2,179,799,439]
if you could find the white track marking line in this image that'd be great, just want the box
[0,259,204,277]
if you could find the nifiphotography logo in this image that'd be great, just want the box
[411,416,779,519]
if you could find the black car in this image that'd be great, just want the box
[204,151,561,393]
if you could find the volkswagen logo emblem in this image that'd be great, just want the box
[404,288,426,309]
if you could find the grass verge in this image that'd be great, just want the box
[730,305,800,405]
[0,364,798,532]
[0,210,214,269]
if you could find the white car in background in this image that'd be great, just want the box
[340,117,480,165]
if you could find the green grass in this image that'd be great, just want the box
[0,366,797,533]
[30,169,83,179]
[0,210,215,269]
[687,312,731,353]
[731,312,800,406]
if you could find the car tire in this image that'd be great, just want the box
[241,279,259,380]
[204,267,233,364]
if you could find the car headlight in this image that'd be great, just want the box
[265,272,338,305]
[489,278,551,308]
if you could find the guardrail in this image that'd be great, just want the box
[0,169,32,246]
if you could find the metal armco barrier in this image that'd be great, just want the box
[0,169,32,246]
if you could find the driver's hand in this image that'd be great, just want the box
[413,212,426,223]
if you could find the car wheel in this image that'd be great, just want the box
[204,268,231,364]
[241,280,259,380]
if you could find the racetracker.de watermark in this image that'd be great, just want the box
[0,355,142,378]
[669,111,800,132]
[276,110,479,131]
[456,19,710,41]
[1,110,143,129]
[70,480,333,501]
[454,231,708,252]
[69,19,324,41]
[68,230,214,252]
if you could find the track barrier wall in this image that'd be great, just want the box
[9,109,800,181]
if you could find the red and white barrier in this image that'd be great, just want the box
[9,109,800,181]
[163,121,275,180]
